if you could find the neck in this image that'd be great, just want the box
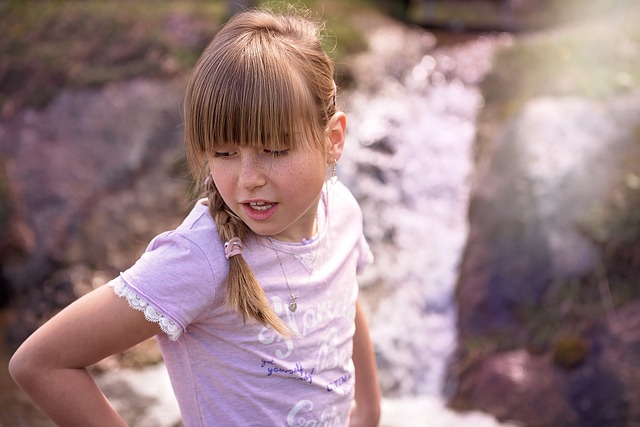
[269,196,321,243]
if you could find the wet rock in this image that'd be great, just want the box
[457,93,640,341]
[0,161,36,309]
[570,300,640,426]
[0,78,190,348]
[451,350,577,426]
[454,308,640,426]
[453,89,640,424]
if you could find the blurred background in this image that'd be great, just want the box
[1,0,639,426]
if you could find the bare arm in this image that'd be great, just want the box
[9,284,162,427]
[350,298,381,427]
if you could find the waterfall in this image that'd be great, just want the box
[338,20,517,425]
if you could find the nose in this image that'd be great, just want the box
[238,151,267,190]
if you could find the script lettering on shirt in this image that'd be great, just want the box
[287,400,342,427]
[262,361,314,384]
[261,358,275,368]
[326,372,352,395]
[259,296,354,362]
[258,296,296,359]
[300,299,350,337]
[315,327,350,373]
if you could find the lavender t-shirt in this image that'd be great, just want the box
[109,181,372,426]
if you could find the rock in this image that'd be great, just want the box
[452,305,640,426]
[567,300,640,426]
[457,93,640,341]
[0,78,190,347]
[451,350,577,426]
[0,160,36,309]
[453,90,640,424]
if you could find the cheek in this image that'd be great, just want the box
[277,155,325,186]
[211,168,234,198]
[297,159,327,195]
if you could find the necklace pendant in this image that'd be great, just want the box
[289,298,298,313]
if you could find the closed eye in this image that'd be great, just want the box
[212,151,234,158]
[264,149,289,158]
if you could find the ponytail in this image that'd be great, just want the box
[204,178,292,337]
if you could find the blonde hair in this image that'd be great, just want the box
[184,7,337,335]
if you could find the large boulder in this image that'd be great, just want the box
[452,300,640,426]
[452,92,640,424]
[451,350,576,426]
[457,94,639,340]
[0,78,189,348]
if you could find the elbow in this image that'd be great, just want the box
[8,346,40,391]
[9,348,28,388]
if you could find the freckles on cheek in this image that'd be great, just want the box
[211,170,234,196]
[269,158,297,180]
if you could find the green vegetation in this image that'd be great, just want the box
[396,0,638,33]
[481,1,640,122]
[0,0,372,115]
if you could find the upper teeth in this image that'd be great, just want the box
[249,202,271,211]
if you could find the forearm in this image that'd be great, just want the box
[9,285,160,427]
[12,364,127,427]
[351,299,381,426]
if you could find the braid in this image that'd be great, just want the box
[204,178,292,336]
[184,7,336,338]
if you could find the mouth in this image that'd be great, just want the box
[248,201,274,211]
[242,200,278,222]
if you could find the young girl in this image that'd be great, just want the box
[9,6,381,427]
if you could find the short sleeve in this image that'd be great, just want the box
[109,230,223,341]
[329,181,374,275]
[356,232,374,274]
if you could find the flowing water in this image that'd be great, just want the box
[336,21,518,425]
[341,20,512,397]
[0,18,517,427]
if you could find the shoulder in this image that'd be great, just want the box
[117,201,227,334]
[143,200,226,277]
[326,180,363,219]
[174,199,221,245]
[322,181,365,242]
[323,181,373,270]
[324,181,366,239]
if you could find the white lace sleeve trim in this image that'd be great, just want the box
[108,278,182,341]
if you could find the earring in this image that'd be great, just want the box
[330,160,338,184]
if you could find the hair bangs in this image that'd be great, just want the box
[200,41,324,155]
[184,8,336,188]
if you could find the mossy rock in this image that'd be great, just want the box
[552,335,590,369]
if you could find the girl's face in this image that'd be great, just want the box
[208,113,346,243]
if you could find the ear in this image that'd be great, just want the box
[326,112,347,164]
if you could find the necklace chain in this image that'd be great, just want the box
[267,237,319,313]
[270,243,298,312]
